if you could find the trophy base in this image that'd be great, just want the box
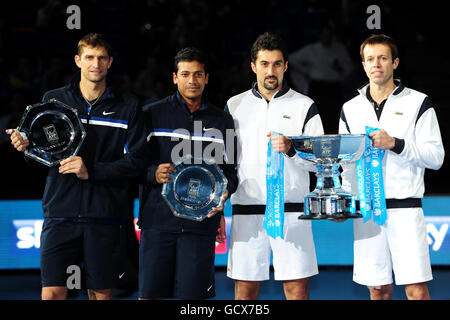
[299,192,362,220]
[298,212,362,220]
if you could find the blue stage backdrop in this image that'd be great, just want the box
[0,197,449,269]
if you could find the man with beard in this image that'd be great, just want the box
[225,32,324,300]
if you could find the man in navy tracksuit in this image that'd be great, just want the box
[9,33,149,300]
[138,47,238,299]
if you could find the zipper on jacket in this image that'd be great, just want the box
[378,94,395,125]
[78,102,91,218]
[265,100,270,135]
[183,111,195,233]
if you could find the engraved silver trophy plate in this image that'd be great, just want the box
[17,99,86,167]
[161,155,228,221]
[291,134,365,220]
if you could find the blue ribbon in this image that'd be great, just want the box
[264,133,285,239]
[356,126,387,225]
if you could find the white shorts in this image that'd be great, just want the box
[227,212,318,281]
[353,207,432,286]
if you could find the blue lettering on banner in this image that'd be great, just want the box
[372,172,381,208]
[355,126,387,225]
[264,134,285,239]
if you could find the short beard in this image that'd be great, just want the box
[263,79,279,91]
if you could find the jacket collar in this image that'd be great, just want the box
[175,91,208,114]
[358,79,405,98]
[251,81,290,100]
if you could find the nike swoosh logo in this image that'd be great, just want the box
[207,284,213,292]
[103,111,115,116]
[119,272,125,279]
[203,127,217,132]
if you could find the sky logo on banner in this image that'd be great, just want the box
[426,217,450,252]
[11,219,43,252]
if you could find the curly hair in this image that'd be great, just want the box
[250,32,288,63]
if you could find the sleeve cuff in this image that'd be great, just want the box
[284,144,297,158]
[85,161,97,183]
[391,138,405,154]
[146,165,158,185]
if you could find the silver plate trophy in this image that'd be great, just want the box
[161,155,228,221]
[17,99,86,167]
[290,134,365,220]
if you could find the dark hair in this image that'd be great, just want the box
[250,32,288,63]
[77,33,112,57]
[173,47,208,74]
[360,34,398,61]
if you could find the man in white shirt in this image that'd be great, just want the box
[226,32,324,300]
[339,34,444,300]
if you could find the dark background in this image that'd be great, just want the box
[0,0,448,199]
